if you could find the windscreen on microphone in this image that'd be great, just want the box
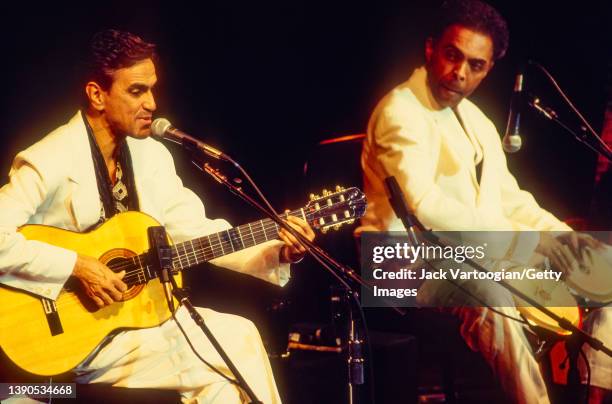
[150,118,227,160]
[151,118,173,138]
[502,69,525,153]
[502,133,523,153]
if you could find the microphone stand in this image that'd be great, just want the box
[384,177,424,246]
[384,176,612,404]
[522,60,612,163]
[197,160,373,404]
[189,152,408,404]
[168,275,264,404]
[147,224,263,404]
[527,94,612,162]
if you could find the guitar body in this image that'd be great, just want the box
[0,186,368,376]
[0,211,180,376]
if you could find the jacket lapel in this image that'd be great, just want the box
[451,104,481,190]
[455,103,500,208]
[407,68,481,192]
[65,113,102,231]
[125,137,161,223]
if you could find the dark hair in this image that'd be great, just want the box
[83,29,157,91]
[431,0,509,60]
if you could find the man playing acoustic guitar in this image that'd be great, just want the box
[0,29,314,403]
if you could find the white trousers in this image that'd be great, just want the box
[580,307,612,390]
[73,305,282,403]
[452,284,550,403]
[450,305,550,404]
[426,278,612,403]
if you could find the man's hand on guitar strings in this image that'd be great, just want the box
[72,254,128,308]
[279,214,315,263]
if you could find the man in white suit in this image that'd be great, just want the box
[0,29,314,403]
[357,1,610,403]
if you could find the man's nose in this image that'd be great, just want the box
[453,62,467,82]
[143,91,157,111]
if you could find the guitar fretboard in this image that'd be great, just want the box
[114,209,305,286]
[169,212,302,271]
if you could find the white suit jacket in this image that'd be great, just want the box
[0,112,288,300]
[358,67,571,261]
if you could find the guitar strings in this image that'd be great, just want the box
[113,220,286,285]
[109,220,279,273]
[111,205,344,286]
[50,220,277,309]
[111,209,309,284]
[52,200,350,309]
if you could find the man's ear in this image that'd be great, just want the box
[425,37,434,63]
[85,82,105,112]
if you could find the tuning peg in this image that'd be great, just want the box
[321,227,328,234]
[309,193,316,201]
[322,189,329,196]
[333,224,341,231]
[335,185,344,192]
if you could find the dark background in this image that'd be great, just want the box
[0,0,610,363]
[0,1,610,401]
[0,0,609,220]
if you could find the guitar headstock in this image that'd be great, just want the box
[304,186,367,233]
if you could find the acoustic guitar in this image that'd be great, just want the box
[0,186,366,376]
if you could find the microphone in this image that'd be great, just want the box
[502,69,524,153]
[384,176,423,245]
[151,118,228,160]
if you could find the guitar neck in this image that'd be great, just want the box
[167,208,305,272]
[116,186,364,285]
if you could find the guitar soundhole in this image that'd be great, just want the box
[102,250,145,301]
